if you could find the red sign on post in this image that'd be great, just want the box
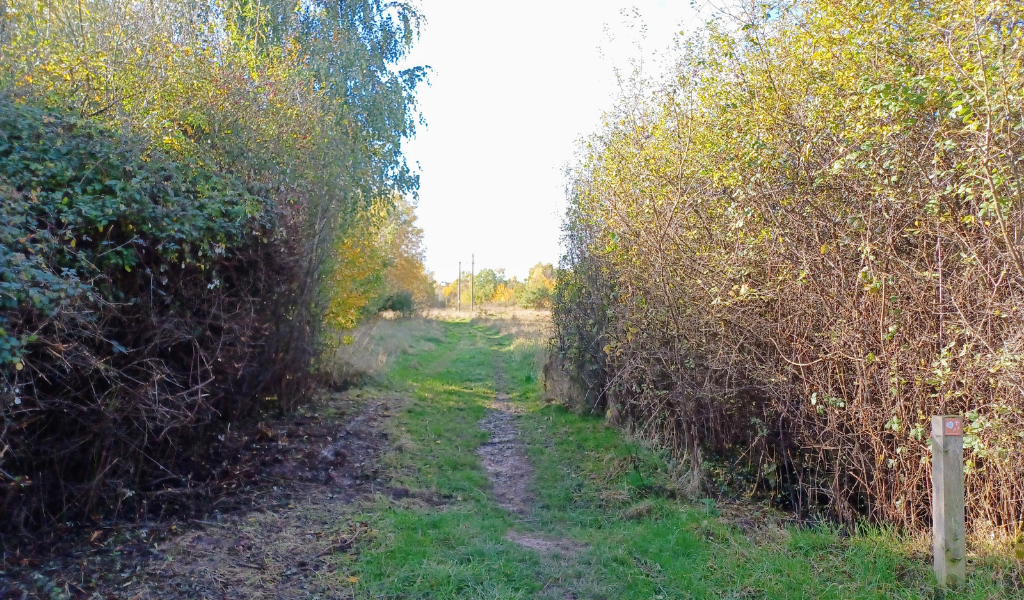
[932,415,966,587]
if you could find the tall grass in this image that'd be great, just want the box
[325,317,446,387]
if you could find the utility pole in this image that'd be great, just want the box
[457,262,461,312]
[471,254,475,311]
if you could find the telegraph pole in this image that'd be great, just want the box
[471,254,475,311]
[457,262,461,311]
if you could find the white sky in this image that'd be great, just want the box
[401,1,702,282]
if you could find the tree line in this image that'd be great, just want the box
[440,263,556,309]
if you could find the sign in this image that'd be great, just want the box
[943,416,963,436]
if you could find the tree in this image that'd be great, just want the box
[0,0,428,530]
[516,262,556,308]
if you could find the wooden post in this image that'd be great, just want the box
[457,262,461,312]
[471,254,475,311]
[932,415,965,587]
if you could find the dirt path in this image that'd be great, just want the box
[477,390,533,516]
[130,395,396,600]
[477,367,584,576]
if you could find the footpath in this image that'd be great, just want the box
[4,315,1017,599]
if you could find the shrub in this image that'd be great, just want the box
[0,99,283,529]
[0,0,425,532]
[373,290,415,317]
[556,0,1024,533]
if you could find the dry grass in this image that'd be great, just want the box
[470,309,552,382]
[325,317,445,387]
[421,306,551,325]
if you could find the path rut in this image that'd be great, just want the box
[477,390,533,516]
[477,366,585,571]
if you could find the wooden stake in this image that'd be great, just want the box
[932,415,965,588]
[457,262,461,312]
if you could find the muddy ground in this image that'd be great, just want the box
[0,391,400,600]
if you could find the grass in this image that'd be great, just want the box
[326,316,446,385]
[332,315,1022,599]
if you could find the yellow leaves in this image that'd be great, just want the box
[347,576,359,584]
[325,195,431,327]
[492,283,515,303]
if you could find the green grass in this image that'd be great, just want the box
[337,318,1021,599]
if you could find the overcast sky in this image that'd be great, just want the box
[400,0,702,282]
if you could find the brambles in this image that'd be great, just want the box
[0,99,285,531]
[0,0,425,532]
[556,0,1024,534]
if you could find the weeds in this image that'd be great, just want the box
[326,317,445,387]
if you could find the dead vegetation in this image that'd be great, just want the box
[325,317,445,388]
[0,391,398,599]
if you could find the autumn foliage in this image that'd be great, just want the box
[555,0,1024,533]
[0,0,426,532]
[440,263,556,309]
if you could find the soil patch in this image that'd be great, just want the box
[477,381,586,562]
[505,531,584,556]
[1,392,397,600]
[477,392,533,516]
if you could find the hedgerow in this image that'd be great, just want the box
[556,0,1024,534]
[0,0,426,532]
[0,97,284,529]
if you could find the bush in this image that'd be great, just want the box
[0,0,425,533]
[556,0,1024,533]
[0,99,285,530]
[373,290,415,317]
